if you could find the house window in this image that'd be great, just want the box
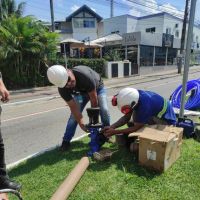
[73,18,95,28]
[111,31,119,34]
[54,23,60,30]
[175,30,179,38]
[84,19,95,28]
[166,28,171,34]
[146,27,156,33]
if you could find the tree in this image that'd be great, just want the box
[0,0,25,21]
[0,15,58,88]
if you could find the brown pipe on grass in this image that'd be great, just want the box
[50,156,90,200]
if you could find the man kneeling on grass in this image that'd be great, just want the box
[103,87,176,150]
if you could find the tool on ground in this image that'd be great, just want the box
[86,107,107,156]
[93,149,118,161]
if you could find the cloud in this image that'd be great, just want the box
[70,5,80,12]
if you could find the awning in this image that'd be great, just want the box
[84,41,103,47]
[91,33,122,45]
[60,38,83,44]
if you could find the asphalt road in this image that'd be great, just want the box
[2,71,200,165]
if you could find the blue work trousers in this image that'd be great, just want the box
[63,87,110,142]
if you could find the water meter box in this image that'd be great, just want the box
[138,127,183,172]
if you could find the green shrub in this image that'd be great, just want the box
[56,58,106,77]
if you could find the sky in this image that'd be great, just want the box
[15,0,200,22]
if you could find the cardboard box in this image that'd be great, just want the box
[136,126,183,172]
[148,125,183,161]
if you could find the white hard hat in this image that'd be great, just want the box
[117,87,139,111]
[47,65,68,88]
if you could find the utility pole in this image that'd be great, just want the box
[179,0,197,118]
[0,0,3,21]
[178,0,190,74]
[50,0,55,32]
[110,0,113,18]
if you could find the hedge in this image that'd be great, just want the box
[57,58,106,77]
[0,58,106,89]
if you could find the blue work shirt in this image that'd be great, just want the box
[134,90,176,125]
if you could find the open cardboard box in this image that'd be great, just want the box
[129,125,183,172]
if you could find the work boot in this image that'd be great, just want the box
[59,140,71,152]
[0,176,21,191]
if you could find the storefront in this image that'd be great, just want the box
[122,32,180,68]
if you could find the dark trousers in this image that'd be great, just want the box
[0,106,6,177]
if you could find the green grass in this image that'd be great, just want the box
[8,137,200,200]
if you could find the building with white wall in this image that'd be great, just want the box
[54,5,102,42]
[54,5,200,51]
[53,5,200,67]
[100,12,200,67]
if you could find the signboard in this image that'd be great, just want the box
[162,33,174,48]
[122,32,141,46]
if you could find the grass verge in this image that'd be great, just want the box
[7,136,200,200]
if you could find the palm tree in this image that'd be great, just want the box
[0,0,25,21]
[0,15,58,88]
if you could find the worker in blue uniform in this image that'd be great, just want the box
[103,87,176,138]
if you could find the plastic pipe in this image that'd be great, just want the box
[171,79,200,110]
[50,157,89,200]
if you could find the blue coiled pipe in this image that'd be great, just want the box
[171,79,200,110]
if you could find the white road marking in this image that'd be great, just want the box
[2,96,60,107]
[2,106,66,123]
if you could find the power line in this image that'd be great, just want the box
[124,0,184,18]
[113,0,199,25]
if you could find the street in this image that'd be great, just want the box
[2,71,200,165]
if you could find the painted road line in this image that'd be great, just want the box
[2,96,60,107]
[2,106,66,123]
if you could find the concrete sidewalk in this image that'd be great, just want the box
[9,65,200,101]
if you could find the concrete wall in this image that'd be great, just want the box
[103,15,128,35]
[97,21,104,37]
[139,65,177,75]
[72,18,98,41]
[58,33,73,41]
[192,26,200,50]
[136,15,164,33]
[163,15,182,39]
[127,16,138,33]
[140,32,163,47]
[59,22,73,33]
[173,38,181,49]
